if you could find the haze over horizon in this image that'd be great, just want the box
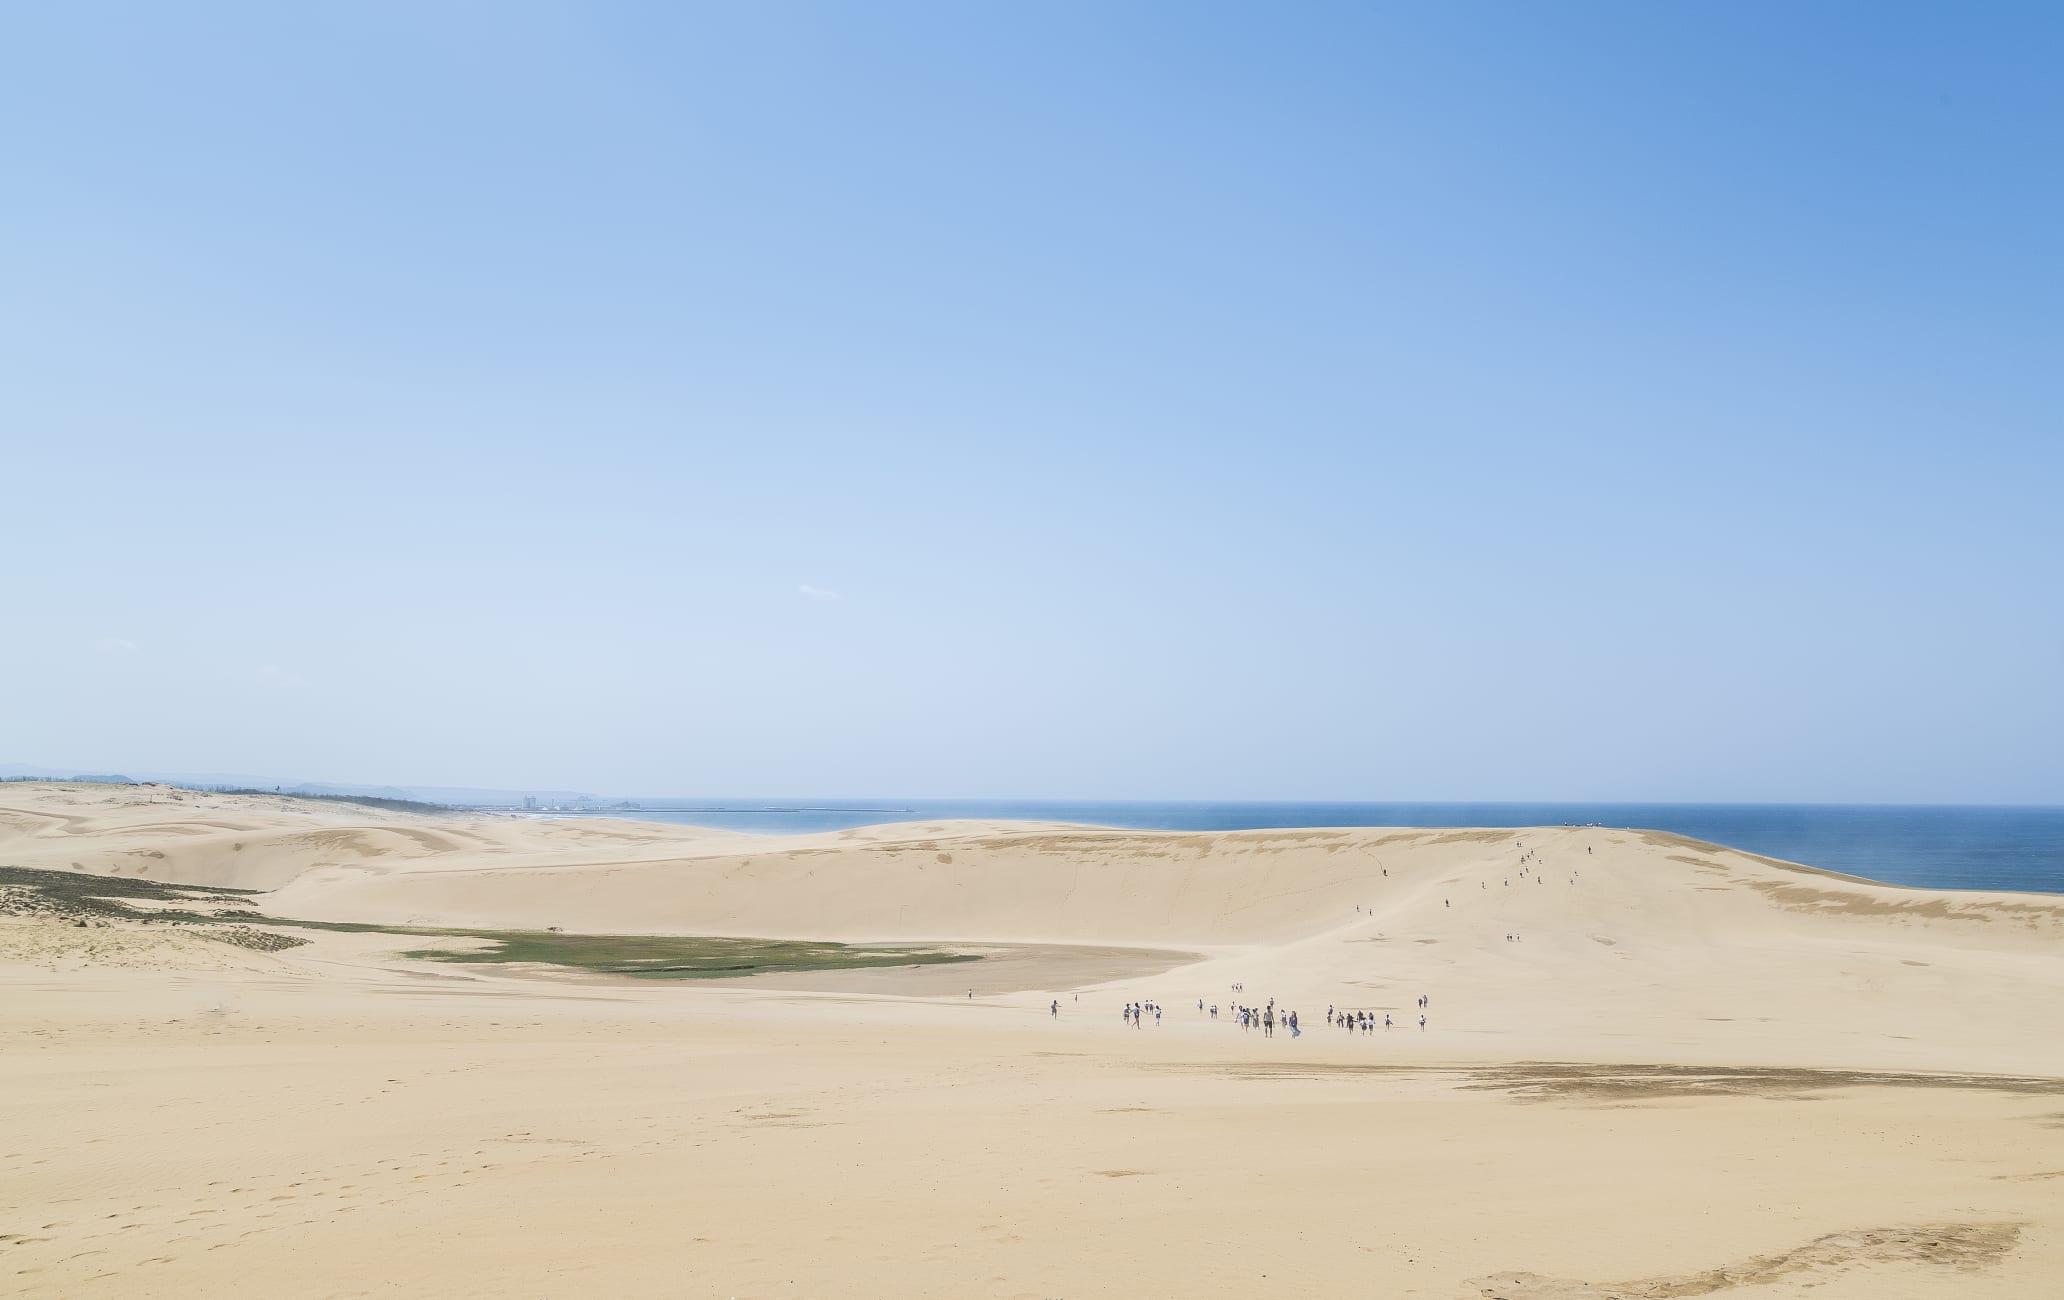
[5,765,2063,815]
[7,4,2060,804]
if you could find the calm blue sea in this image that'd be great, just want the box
[568,801,2064,896]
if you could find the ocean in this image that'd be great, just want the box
[566,801,2064,896]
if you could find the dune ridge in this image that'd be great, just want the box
[5,782,2064,1298]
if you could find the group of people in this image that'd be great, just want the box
[1220,998,1296,1036]
[1330,1006,1386,1032]
[1325,1003,1426,1031]
[1196,990,1434,1038]
[1099,986,1435,1039]
[1095,838,1619,1042]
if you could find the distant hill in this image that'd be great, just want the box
[0,763,598,808]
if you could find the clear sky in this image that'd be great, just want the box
[4,3,2060,802]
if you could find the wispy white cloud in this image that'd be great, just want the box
[92,636,139,656]
[799,584,844,601]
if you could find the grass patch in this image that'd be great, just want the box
[0,866,302,950]
[398,931,980,979]
[0,864,977,979]
[0,864,260,921]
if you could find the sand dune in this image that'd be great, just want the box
[0,783,743,891]
[4,782,2063,1297]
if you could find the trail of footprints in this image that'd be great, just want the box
[4,1085,636,1289]
[12,1140,544,1286]
[12,1096,857,1283]
[4,1028,883,1288]
[3,1078,835,1283]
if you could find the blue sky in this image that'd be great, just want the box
[4,3,2060,800]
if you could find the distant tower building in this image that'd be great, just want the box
[523,796,537,811]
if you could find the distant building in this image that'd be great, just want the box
[523,796,538,811]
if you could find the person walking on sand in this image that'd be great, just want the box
[1419,1014,1427,1030]
[1051,999,1058,1019]
[1385,1013,1392,1029]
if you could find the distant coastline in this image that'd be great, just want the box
[565,800,2064,897]
[5,777,2057,897]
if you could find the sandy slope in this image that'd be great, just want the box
[3,782,2063,1298]
[0,782,747,892]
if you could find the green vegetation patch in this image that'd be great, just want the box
[0,866,302,950]
[399,930,980,979]
[0,864,975,979]
[0,864,260,921]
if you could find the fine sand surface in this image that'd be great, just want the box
[4,782,2064,1298]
